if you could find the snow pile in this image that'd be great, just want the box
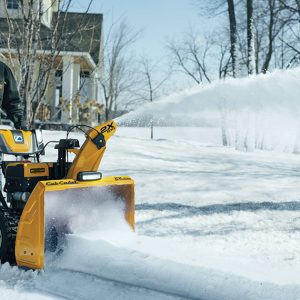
[118,68,300,152]
[53,236,300,300]
[0,264,51,300]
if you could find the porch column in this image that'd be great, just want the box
[73,63,80,97]
[46,69,56,118]
[72,63,81,123]
[61,56,74,124]
[88,71,96,100]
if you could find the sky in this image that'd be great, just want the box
[73,0,213,62]
[69,0,223,94]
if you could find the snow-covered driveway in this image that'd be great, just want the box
[1,127,300,299]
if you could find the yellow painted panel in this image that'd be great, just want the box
[15,176,135,269]
[23,163,49,177]
[67,120,117,180]
[15,182,45,269]
[0,130,32,153]
[6,163,49,178]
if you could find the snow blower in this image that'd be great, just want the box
[0,120,134,269]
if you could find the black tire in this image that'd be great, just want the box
[45,221,70,255]
[0,208,19,265]
[45,225,59,253]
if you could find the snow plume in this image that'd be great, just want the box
[117,68,300,153]
[44,187,131,238]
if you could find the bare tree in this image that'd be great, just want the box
[276,0,300,67]
[1,0,96,127]
[247,0,255,74]
[167,32,211,85]
[209,32,232,79]
[98,20,140,121]
[194,0,299,76]
[194,0,242,78]
[227,0,238,77]
[137,57,170,139]
[255,0,290,73]
[261,0,277,73]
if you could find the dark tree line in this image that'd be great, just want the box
[169,0,300,83]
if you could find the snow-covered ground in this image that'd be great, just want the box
[1,69,300,299]
[0,126,300,300]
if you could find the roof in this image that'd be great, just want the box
[52,12,103,64]
[0,11,103,65]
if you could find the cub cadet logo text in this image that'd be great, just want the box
[100,122,115,134]
[46,180,76,186]
[115,177,131,181]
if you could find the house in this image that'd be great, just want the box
[0,0,103,127]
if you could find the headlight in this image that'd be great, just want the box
[77,171,102,181]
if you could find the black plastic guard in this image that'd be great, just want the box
[92,133,106,149]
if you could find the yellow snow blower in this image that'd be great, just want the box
[0,120,134,269]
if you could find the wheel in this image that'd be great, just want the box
[45,225,59,253]
[0,209,19,264]
[45,221,70,255]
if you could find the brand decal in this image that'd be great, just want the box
[13,134,24,144]
[45,180,76,186]
[115,177,131,181]
[30,168,45,173]
[100,122,115,134]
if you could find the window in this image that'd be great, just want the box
[6,0,19,9]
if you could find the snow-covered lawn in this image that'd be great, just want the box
[1,127,299,300]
